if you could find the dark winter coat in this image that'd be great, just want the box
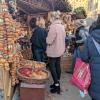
[81,28,100,100]
[30,27,47,51]
[75,26,89,47]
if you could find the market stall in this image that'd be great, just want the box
[15,0,76,74]
[0,2,50,100]
[16,10,76,74]
[16,0,73,32]
[0,0,79,99]
[0,3,30,100]
[0,3,19,100]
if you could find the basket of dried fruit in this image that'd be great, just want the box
[20,59,46,69]
[17,67,49,84]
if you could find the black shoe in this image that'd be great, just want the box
[50,81,60,88]
[50,84,60,94]
[50,83,56,88]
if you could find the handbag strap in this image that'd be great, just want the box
[92,38,100,55]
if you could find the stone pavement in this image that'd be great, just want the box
[45,73,91,100]
[12,72,91,100]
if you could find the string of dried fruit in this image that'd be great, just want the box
[10,51,23,86]
[0,59,9,70]
[0,4,29,87]
[0,12,27,60]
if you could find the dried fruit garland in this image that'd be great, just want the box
[0,4,28,86]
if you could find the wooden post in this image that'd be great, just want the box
[27,15,31,35]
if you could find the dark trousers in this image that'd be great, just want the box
[48,57,61,83]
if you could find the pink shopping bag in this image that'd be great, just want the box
[71,58,91,94]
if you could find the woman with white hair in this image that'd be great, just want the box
[75,19,89,44]
[46,11,66,94]
[70,19,89,73]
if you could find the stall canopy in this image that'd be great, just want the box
[17,0,69,15]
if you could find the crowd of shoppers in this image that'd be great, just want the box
[30,11,66,94]
[30,11,100,99]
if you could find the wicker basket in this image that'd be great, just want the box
[20,59,46,69]
[17,67,49,84]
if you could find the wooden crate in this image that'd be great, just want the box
[0,68,3,90]
[0,68,10,90]
[7,79,14,100]
[3,69,10,100]
[60,55,72,72]
[0,68,13,100]
[20,83,46,100]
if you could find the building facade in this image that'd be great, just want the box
[68,0,100,11]
[68,0,88,11]
[68,0,100,17]
[88,0,99,11]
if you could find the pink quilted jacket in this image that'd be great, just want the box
[46,20,66,57]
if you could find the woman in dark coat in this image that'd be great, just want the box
[30,18,47,62]
[81,19,100,100]
[89,14,100,34]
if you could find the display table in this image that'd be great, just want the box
[20,83,46,100]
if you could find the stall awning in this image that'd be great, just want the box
[17,0,69,15]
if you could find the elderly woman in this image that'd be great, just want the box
[46,11,66,94]
[69,19,89,73]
